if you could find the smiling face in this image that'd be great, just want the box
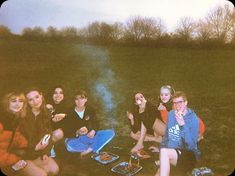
[160,88,171,103]
[53,87,64,104]
[75,95,87,108]
[9,95,25,114]
[26,90,43,110]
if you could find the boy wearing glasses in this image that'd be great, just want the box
[155,91,200,176]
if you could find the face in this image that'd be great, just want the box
[53,88,64,104]
[9,96,24,113]
[172,96,188,112]
[134,93,146,105]
[75,95,87,108]
[160,88,171,103]
[26,91,43,110]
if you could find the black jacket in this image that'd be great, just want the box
[62,105,99,138]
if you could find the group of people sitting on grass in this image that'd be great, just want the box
[0,85,205,176]
[127,85,205,176]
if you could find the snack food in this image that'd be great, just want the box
[99,152,112,161]
[111,161,142,175]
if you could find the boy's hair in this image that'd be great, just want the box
[74,90,87,99]
[172,91,187,101]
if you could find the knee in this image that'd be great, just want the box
[52,128,64,142]
[160,148,167,153]
[49,162,59,176]
[130,131,139,140]
[160,148,169,156]
[41,171,48,176]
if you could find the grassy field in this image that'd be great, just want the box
[0,39,234,175]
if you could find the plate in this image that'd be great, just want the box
[91,152,119,165]
[111,161,142,175]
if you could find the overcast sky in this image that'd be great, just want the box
[0,0,233,34]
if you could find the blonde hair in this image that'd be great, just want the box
[160,85,175,95]
[2,92,27,118]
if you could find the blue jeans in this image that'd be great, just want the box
[65,129,115,153]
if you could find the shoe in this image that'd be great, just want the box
[136,149,151,159]
[148,146,159,153]
[192,167,214,176]
[199,167,214,176]
[155,160,160,167]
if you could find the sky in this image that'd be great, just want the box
[0,0,234,34]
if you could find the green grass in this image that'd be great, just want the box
[0,39,234,175]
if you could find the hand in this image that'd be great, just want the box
[76,126,88,136]
[46,104,54,111]
[158,103,166,111]
[46,104,53,109]
[131,143,144,153]
[87,130,96,138]
[35,134,50,151]
[12,160,27,171]
[52,113,66,122]
[126,111,134,121]
[175,111,185,126]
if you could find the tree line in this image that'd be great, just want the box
[1,5,235,46]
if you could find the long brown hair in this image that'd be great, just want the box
[2,92,27,118]
[24,87,52,134]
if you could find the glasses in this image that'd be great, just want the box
[173,100,185,105]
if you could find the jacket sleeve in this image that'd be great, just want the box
[0,151,21,167]
[197,116,205,137]
[12,131,28,149]
[160,110,168,124]
[0,129,21,167]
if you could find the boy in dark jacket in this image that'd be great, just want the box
[63,90,114,157]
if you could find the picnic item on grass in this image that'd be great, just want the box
[111,154,142,175]
[91,152,119,164]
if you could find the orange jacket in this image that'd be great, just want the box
[0,122,28,168]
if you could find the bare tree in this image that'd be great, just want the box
[0,25,11,37]
[109,22,124,41]
[230,10,235,43]
[124,16,165,41]
[141,17,165,40]
[175,17,195,41]
[22,26,44,37]
[99,22,113,40]
[206,4,234,42]
[46,26,59,38]
[124,16,144,41]
[59,26,78,38]
[86,21,101,39]
[195,19,213,42]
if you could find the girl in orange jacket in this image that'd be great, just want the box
[0,92,28,174]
